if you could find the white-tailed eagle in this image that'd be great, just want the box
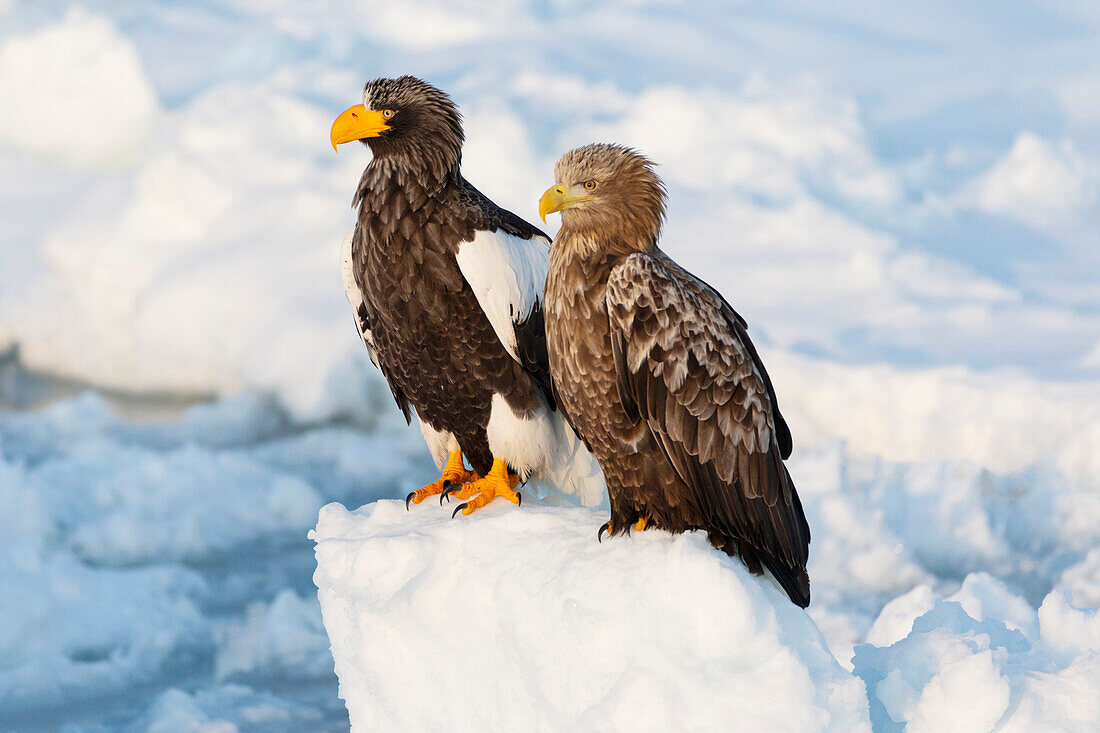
[539,143,810,606]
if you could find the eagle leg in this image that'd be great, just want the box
[405,451,479,509]
[598,516,649,542]
[448,457,521,517]
[600,498,647,541]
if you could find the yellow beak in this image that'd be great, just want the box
[538,184,591,222]
[330,105,390,152]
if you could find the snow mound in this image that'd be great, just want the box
[312,500,870,732]
[0,546,211,717]
[0,8,159,169]
[0,393,324,565]
[768,353,1100,488]
[854,594,1100,731]
[142,683,324,733]
[864,573,1038,649]
[215,589,332,681]
[1059,547,1100,609]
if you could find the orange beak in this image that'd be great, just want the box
[330,105,390,152]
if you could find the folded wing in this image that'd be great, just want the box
[606,252,810,606]
[341,228,410,423]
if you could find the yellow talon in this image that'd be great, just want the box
[449,457,521,517]
[406,450,478,508]
[634,516,648,531]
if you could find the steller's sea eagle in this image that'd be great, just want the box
[331,76,603,514]
[538,143,811,606]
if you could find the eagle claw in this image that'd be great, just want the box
[451,502,469,519]
[439,482,459,505]
[598,521,612,543]
[405,491,416,511]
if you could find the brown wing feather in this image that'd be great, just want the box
[676,269,793,459]
[606,252,810,606]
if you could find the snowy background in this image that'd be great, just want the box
[1,1,1099,730]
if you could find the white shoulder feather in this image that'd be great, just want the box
[455,228,550,363]
[341,228,379,367]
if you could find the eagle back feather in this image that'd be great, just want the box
[605,251,809,604]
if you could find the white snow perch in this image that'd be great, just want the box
[312,500,870,731]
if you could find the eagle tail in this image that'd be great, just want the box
[758,460,811,608]
[761,555,811,609]
[532,412,607,506]
[711,534,811,608]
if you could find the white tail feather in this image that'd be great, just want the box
[529,411,607,508]
[486,394,607,506]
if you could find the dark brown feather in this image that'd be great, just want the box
[348,77,549,476]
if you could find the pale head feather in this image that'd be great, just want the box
[553,143,667,252]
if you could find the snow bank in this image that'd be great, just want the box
[0,391,419,728]
[141,684,325,733]
[2,8,1099,458]
[853,591,1100,731]
[807,446,1100,583]
[0,72,364,416]
[310,442,1100,731]
[0,8,159,169]
[0,546,211,716]
[769,353,1100,488]
[312,500,871,732]
[787,441,1100,668]
[3,389,1096,729]
[864,573,1038,650]
[1,393,323,565]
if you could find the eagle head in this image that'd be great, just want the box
[539,143,667,251]
[330,76,464,176]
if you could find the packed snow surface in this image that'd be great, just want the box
[312,500,871,732]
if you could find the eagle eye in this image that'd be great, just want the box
[382,109,396,119]
[583,180,598,191]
